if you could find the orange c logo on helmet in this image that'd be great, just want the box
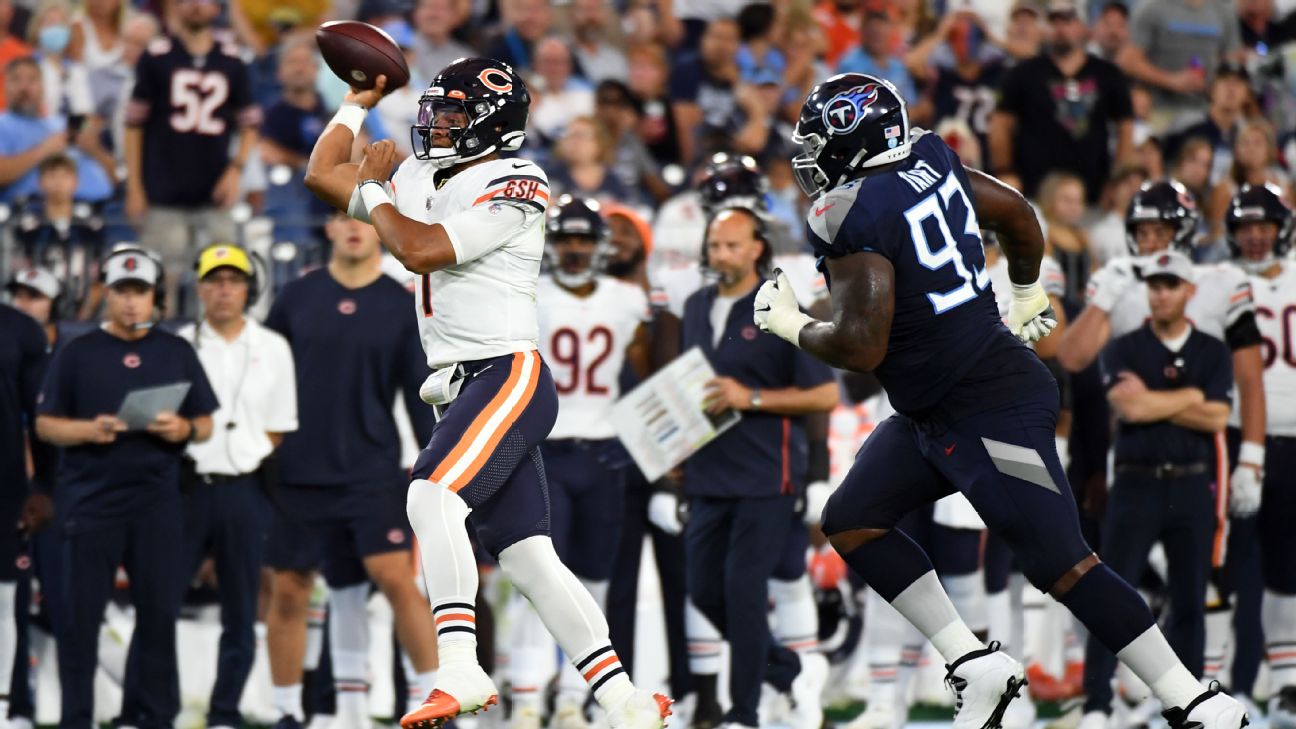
[478,68,513,93]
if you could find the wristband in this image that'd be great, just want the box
[1011,281,1042,299]
[1238,441,1266,468]
[359,179,393,213]
[331,103,367,136]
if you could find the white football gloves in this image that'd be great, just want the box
[648,492,684,535]
[754,269,815,346]
[1007,281,1058,343]
[1086,261,1137,313]
[1229,442,1265,517]
[803,480,834,527]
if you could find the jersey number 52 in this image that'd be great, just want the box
[903,174,990,315]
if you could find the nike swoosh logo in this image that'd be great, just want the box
[511,162,528,169]
[814,203,835,217]
[472,364,493,378]
[944,443,956,456]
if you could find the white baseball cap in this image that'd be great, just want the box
[6,266,60,299]
[103,250,161,288]
[1138,250,1195,283]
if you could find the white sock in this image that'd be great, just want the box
[0,582,17,708]
[510,601,558,706]
[499,536,632,709]
[685,600,723,675]
[305,576,327,671]
[863,591,904,710]
[1264,590,1296,688]
[1117,626,1204,710]
[941,571,988,636]
[770,576,819,653]
[986,591,1012,655]
[406,481,480,666]
[1202,607,1232,685]
[273,684,304,721]
[891,570,984,663]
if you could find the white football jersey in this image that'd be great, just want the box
[390,156,549,369]
[537,275,649,439]
[1228,263,1296,436]
[1098,257,1254,341]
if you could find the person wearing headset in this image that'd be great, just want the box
[177,243,297,729]
[678,207,839,729]
[34,246,218,729]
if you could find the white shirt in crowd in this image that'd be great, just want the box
[180,317,299,476]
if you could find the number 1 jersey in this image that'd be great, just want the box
[805,131,1052,422]
[536,275,649,440]
[126,34,259,207]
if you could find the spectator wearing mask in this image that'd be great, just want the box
[0,0,31,111]
[626,42,680,166]
[1206,120,1291,244]
[548,116,631,205]
[0,58,113,204]
[1087,1,1128,62]
[36,247,217,729]
[178,244,297,729]
[991,0,1133,203]
[31,2,95,124]
[594,79,670,205]
[835,10,917,105]
[812,0,861,68]
[669,17,742,164]
[13,155,106,319]
[1120,0,1242,128]
[409,0,472,88]
[1165,64,1254,188]
[1088,164,1151,266]
[529,36,595,144]
[568,0,628,83]
[124,0,261,313]
[483,0,553,72]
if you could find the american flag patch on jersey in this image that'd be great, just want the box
[473,174,550,213]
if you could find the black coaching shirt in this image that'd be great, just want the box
[1101,324,1233,466]
[266,269,434,488]
[126,33,260,207]
[0,306,52,501]
[37,327,218,534]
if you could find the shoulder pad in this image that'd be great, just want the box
[805,180,864,246]
[146,37,172,56]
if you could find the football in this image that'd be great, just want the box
[315,20,410,92]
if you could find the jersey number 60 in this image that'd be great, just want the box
[904,174,990,315]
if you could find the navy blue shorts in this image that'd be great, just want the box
[411,351,559,558]
[772,509,807,582]
[543,439,626,582]
[822,386,1093,590]
[265,479,411,586]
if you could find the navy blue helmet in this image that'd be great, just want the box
[545,195,610,288]
[698,152,768,214]
[1226,182,1293,271]
[412,57,530,168]
[791,73,912,198]
[1124,180,1199,255]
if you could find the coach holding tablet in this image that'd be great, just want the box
[35,246,218,729]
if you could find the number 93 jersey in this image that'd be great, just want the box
[805,131,1049,420]
[536,275,649,439]
[391,157,550,369]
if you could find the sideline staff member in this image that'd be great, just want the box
[36,247,218,729]
[180,244,297,729]
[1082,251,1233,721]
[681,208,838,729]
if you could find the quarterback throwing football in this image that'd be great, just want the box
[303,58,671,729]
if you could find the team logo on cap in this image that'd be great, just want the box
[823,84,879,134]
[338,299,357,315]
[124,256,138,271]
[123,353,141,368]
[387,529,406,544]
[15,556,29,571]
[1157,254,1172,266]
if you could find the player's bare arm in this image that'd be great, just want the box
[354,139,457,274]
[965,167,1042,285]
[1057,305,1112,372]
[303,76,389,211]
[1233,345,1267,448]
[793,252,896,373]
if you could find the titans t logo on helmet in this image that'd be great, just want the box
[822,84,879,134]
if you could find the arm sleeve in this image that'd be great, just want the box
[230,59,262,128]
[179,344,220,418]
[440,201,536,265]
[1223,274,1261,349]
[264,336,299,433]
[125,52,157,125]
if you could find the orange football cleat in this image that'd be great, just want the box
[399,689,498,729]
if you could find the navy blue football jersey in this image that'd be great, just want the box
[806,132,1052,421]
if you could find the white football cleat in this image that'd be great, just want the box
[1000,690,1037,729]
[842,701,901,729]
[606,690,673,729]
[788,653,828,729]
[1161,688,1248,729]
[1271,686,1296,729]
[1075,710,1109,729]
[944,642,1028,729]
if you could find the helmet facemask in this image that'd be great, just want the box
[546,234,609,289]
[412,94,525,169]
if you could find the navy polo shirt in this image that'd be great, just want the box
[680,284,835,499]
[266,269,434,488]
[36,327,218,534]
[1101,324,1233,466]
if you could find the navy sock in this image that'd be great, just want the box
[1059,562,1155,653]
[837,528,934,601]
